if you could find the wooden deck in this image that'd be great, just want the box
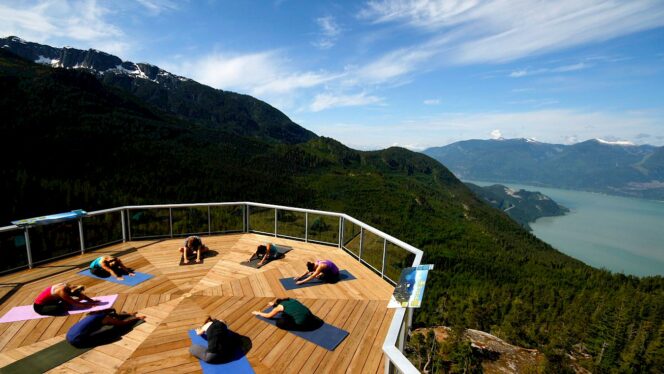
[0,234,395,373]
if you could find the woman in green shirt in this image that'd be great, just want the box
[252,298,321,330]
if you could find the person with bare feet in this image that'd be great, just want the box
[190,316,238,362]
[90,256,135,281]
[33,283,100,316]
[294,260,340,285]
[66,308,145,347]
[180,236,210,264]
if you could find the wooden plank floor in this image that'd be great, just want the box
[0,234,396,373]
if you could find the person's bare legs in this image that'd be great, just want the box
[180,246,191,264]
[114,258,134,276]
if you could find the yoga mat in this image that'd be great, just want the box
[0,339,92,373]
[239,245,293,268]
[279,270,356,290]
[180,256,203,266]
[188,330,254,373]
[78,269,153,286]
[255,310,348,351]
[0,294,118,323]
[179,250,219,266]
[239,258,261,269]
[272,245,293,255]
[0,319,143,373]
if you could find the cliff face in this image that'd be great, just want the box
[413,327,591,374]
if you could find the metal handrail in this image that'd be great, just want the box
[0,201,422,373]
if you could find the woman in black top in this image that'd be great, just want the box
[190,317,235,362]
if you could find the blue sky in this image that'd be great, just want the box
[1,0,663,149]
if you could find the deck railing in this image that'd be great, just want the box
[0,202,422,373]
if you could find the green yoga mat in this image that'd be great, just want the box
[0,320,143,373]
[0,340,93,373]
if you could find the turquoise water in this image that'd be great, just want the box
[466,180,664,277]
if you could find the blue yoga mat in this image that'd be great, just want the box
[188,330,254,373]
[255,310,349,351]
[279,270,356,290]
[78,269,154,286]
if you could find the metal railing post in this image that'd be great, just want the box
[78,218,85,255]
[127,209,132,241]
[381,238,387,279]
[207,206,211,235]
[338,217,343,248]
[359,227,363,261]
[305,212,309,242]
[121,210,127,242]
[246,205,250,232]
[274,209,278,237]
[169,208,173,238]
[398,312,407,352]
[24,228,33,269]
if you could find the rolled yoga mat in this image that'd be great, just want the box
[279,270,356,290]
[188,330,254,373]
[0,295,119,323]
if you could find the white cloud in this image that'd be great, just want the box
[166,51,338,97]
[136,0,178,15]
[313,16,341,49]
[355,43,439,83]
[0,0,129,56]
[306,109,664,149]
[360,0,664,64]
[423,98,440,105]
[490,129,502,139]
[509,62,591,78]
[310,92,383,112]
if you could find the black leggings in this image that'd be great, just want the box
[33,301,67,316]
[91,266,130,278]
[90,266,111,278]
[320,272,340,284]
[276,314,323,331]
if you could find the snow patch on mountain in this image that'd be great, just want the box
[34,55,60,66]
[596,138,635,146]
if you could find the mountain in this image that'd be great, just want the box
[1,43,663,372]
[465,183,569,230]
[423,138,664,199]
[1,36,315,144]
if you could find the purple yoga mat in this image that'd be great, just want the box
[0,294,119,323]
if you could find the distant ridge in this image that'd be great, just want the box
[423,138,664,199]
[1,36,316,144]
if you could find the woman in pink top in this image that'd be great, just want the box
[33,283,99,316]
[294,260,340,285]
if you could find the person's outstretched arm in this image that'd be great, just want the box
[101,259,122,280]
[76,292,99,304]
[252,304,283,318]
[116,259,135,276]
[296,266,323,285]
[56,289,89,308]
[102,314,145,327]
[294,269,311,280]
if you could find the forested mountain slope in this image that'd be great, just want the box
[1,36,316,144]
[1,49,662,372]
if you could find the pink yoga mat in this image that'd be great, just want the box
[0,294,119,323]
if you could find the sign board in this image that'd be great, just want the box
[388,264,434,308]
[11,209,87,227]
